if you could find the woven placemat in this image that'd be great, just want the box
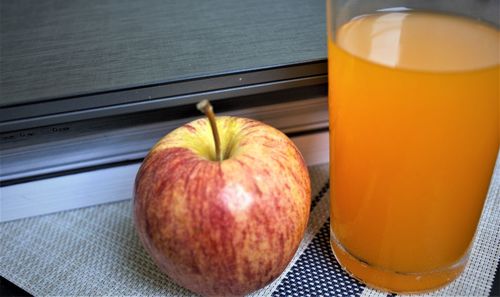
[1,162,499,296]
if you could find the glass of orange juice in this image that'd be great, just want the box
[327,0,499,293]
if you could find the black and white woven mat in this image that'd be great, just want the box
[1,163,499,296]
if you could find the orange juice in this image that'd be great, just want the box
[328,12,499,292]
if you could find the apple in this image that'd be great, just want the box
[134,100,311,296]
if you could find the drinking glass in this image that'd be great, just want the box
[327,0,499,293]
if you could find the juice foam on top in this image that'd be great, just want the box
[336,12,499,71]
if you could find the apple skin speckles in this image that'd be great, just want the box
[134,116,311,296]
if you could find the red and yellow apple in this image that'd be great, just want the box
[134,101,311,296]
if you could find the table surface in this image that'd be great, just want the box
[1,162,499,297]
[0,0,325,107]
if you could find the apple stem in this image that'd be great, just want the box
[197,100,223,161]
